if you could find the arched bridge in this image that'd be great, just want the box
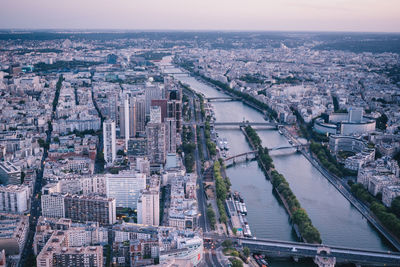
[269,144,309,152]
[206,97,241,102]
[223,150,258,165]
[213,121,278,127]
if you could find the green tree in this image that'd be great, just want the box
[391,197,400,218]
[229,258,243,267]
[232,227,237,236]
[243,247,250,258]
[222,239,232,248]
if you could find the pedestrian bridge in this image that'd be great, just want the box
[204,234,400,266]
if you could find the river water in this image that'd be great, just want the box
[160,58,391,265]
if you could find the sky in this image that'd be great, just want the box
[0,0,399,32]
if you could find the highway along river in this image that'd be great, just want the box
[161,59,392,264]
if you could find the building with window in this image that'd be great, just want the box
[106,171,146,209]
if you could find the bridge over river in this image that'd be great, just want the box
[205,234,400,266]
[223,144,309,165]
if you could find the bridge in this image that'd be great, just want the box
[204,234,400,266]
[268,144,309,152]
[223,150,257,165]
[206,96,241,102]
[164,72,190,76]
[213,122,278,128]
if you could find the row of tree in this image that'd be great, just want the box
[351,183,400,239]
[206,203,217,229]
[310,141,344,177]
[52,75,63,111]
[182,126,196,172]
[245,125,321,244]
[245,126,275,170]
[214,160,231,224]
[204,121,217,157]
[270,170,321,243]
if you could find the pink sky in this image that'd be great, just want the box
[1,0,399,32]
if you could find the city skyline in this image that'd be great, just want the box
[0,0,400,32]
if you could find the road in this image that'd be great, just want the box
[18,79,62,266]
[280,125,400,251]
[183,84,229,267]
[203,233,400,266]
[301,148,400,251]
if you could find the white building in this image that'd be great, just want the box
[106,171,146,209]
[103,120,116,165]
[0,185,29,213]
[137,178,160,226]
[41,193,65,218]
[382,185,400,207]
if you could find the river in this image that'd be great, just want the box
[160,57,392,265]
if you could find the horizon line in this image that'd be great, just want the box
[0,28,400,34]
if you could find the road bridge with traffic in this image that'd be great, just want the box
[204,234,400,266]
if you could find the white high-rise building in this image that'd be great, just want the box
[137,190,160,226]
[0,185,29,213]
[165,118,177,153]
[103,120,116,165]
[106,171,146,209]
[137,177,160,226]
[124,94,130,149]
[135,158,150,176]
[145,84,163,114]
[135,96,146,134]
[146,122,166,164]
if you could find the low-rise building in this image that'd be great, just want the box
[382,185,400,207]
[0,161,21,185]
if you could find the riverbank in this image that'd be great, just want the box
[184,67,400,250]
[242,125,321,244]
[177,63,277,119]
[166,59,393,251]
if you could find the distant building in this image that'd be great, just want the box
[151,99,167,122]
[103,120,116,165]
[145,85,163,115]
[120,93,136,149]
[135,96,146,135]
[146,123,166,164]
[165,118,177,153]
